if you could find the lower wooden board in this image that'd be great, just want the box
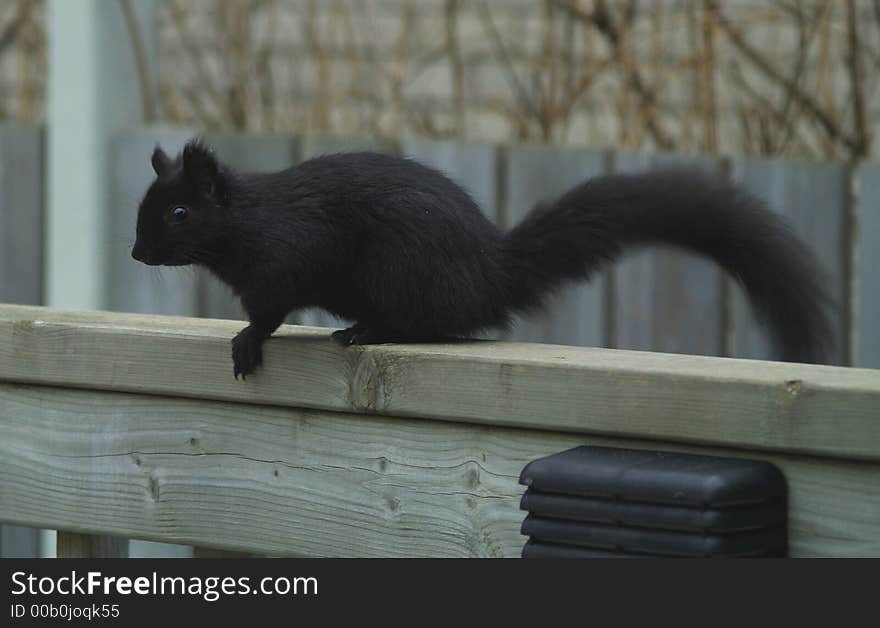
[0,305,878,462]
[0,383,877,557]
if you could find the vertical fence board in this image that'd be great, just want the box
[198,132,300,322]
[730,158,848,364]
[128,540,193,558]
[612,153,655,351]
[502,145,611,346]
[295,135,393,328]
[108,128,201,315]
[0,525,40,557]
[857,162,880,368]
[0,125,43,306]
[193,547,260,558]
[57,532,128,558]
[400,138,500,222]
[0,124,43,557]
[613,154,725,356]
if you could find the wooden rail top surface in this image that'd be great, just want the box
[0,304,878,461]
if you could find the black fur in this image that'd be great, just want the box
[133,139,833,378]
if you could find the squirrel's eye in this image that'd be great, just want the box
[169,206,188,223]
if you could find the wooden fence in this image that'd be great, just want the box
[0,304,878,557]
[0,125,42,557]
[1,123,879,556]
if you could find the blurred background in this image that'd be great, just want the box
[0,0,877,556]
[4,0,879,155]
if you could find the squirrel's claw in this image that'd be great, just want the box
[232,325,264,380]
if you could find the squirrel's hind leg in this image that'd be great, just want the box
[330,323,367,346]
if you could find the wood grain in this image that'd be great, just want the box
[0,304,877,461]
[1,384,876,557]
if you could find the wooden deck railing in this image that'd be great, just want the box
[0,304,878,557]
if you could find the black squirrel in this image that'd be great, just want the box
[132,139,833,378]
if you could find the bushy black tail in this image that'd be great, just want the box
[502,168,834,364]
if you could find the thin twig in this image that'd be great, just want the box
[845,0,871,158]
[709,0,861,156]
[477,1,541,123]
[118,0,157,123]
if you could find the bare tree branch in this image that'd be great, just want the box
[445,0,465,136]
[477,0,541,124]
[118,0,157,123]
[845,0,871,158]
[709,0,862,156]
[0,0,32,55]
[550,0,675,150]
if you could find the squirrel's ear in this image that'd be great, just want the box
[151,146,172,177]
[182,139,224,199]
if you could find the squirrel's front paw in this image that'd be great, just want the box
[232,326,264,380]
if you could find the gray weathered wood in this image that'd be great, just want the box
[299,134,392,159]
[857,162,880,368]
[1,383,877,557]
[0,125,43,307]
[613,153,725,356]
[502,145,611,345]
[108,127,200,315]
[400,137,500,221]
[0,305,877,461]
[197,132,300,322]
[192,547,260,558]
[128,540,193,558]
[0,124,43,558]
[109,126,200,567]
[1,525,40,557]
[57,532,129,558]
[729,158,848,364]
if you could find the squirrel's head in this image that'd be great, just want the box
[132,139,229,267]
